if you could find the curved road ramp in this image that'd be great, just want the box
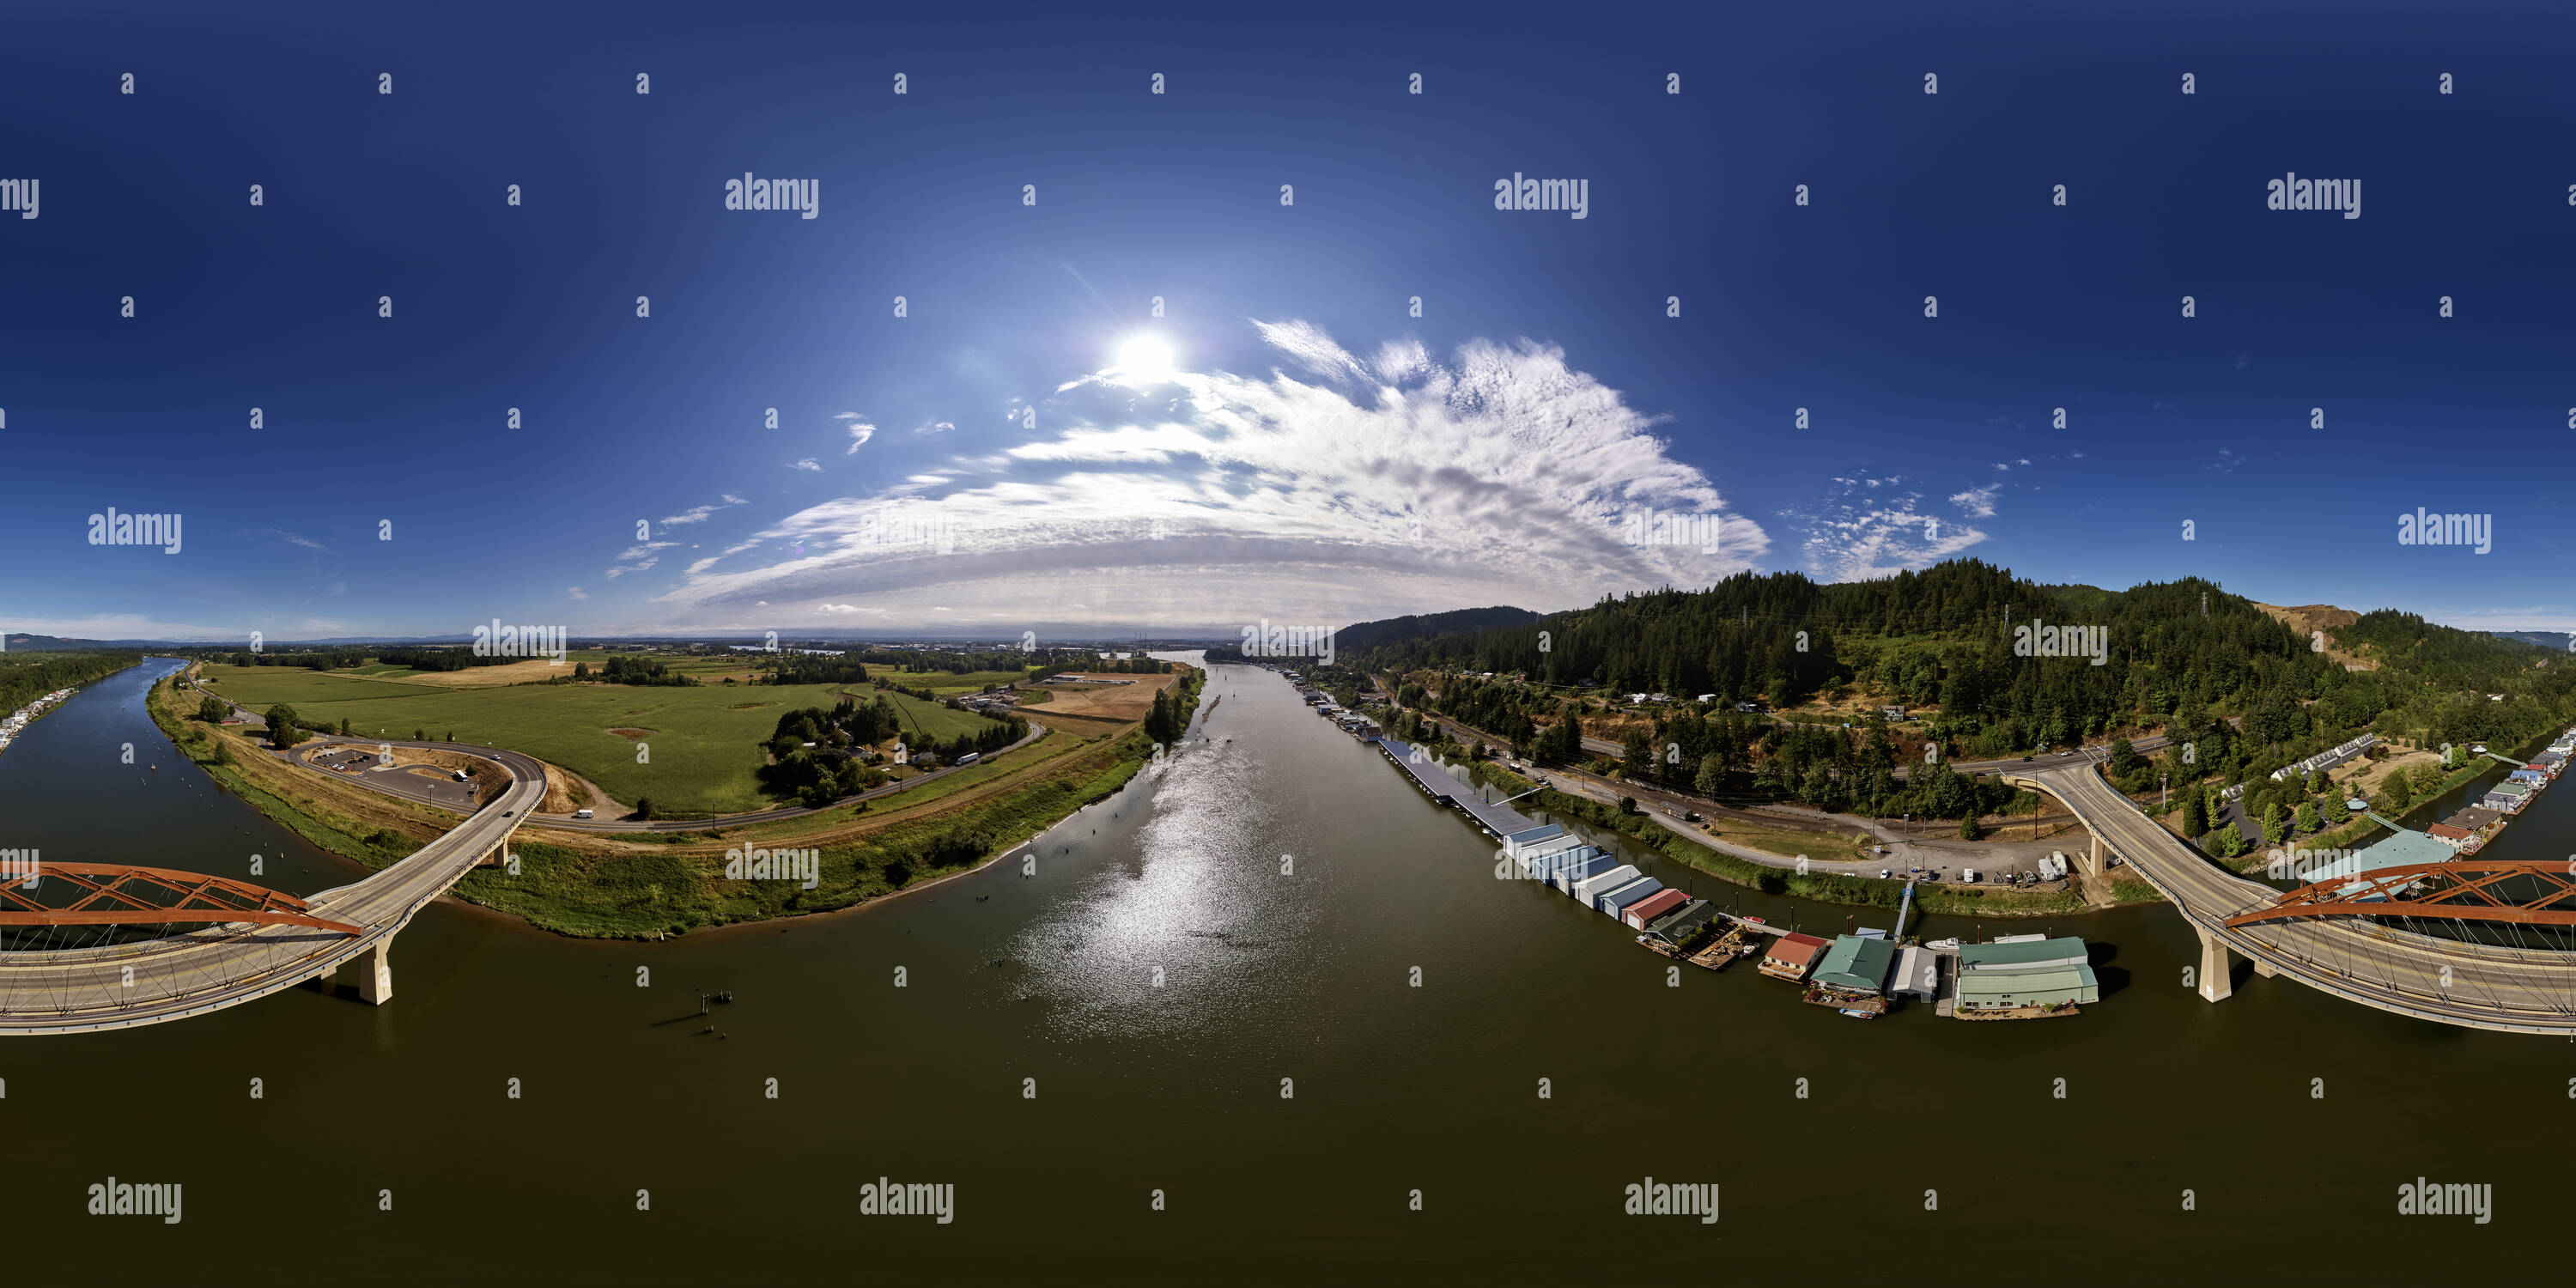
[2010,764,2576,1035]
[0,748,540,1036]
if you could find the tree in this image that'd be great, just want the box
[2260,802,2286,847]
[1694,752,1724,798]
[338,717,351,736]
[2379,770,2413,813]
[2293,802,2320,835]
[1618,795,1637,814]
[2208,822,2245,859]
[414,729,425,741]
[196,695,228,721]
[633,796,654,821]
[2109,738,2140,775]
[1959,813,1983,841]
[264,704,308,749]
[2179,791,2208,838]
[1620,727,1655,781]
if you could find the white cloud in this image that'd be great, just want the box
[264,528,328,551]
[605,540,677,580]
[1949,484,2001,519]
[791,458,822,471]
[660,497,744,527]
[840,415,876,452]
[634,320,1770,629]
[915,421,955,434]
[1791,476,1989,581]
[568,586,589,599]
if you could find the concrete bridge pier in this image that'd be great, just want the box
[356,940,393,1005]
[2196,925,2233,1003]
[2084,833,2106,878]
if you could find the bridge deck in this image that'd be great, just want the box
[0,742,544,1034]
[2013,765,2576,1034]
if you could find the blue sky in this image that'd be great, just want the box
[3,1,2573,641]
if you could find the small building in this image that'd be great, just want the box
[1553,853,1621,895]
[1759,933,1830,981]
[1812,934,1896,995]
[1622,887,1692,930]
[1644,899,1716,945]
[1955,966,2099,1012]
[2442,805,2501,832]
[1880,706,1906,720]
[2484,782,2533,812]
[1892,945,1940,1001]
[2427,823,2473,848]
[1503,823,1568,860]
[1958,936,2089,973]
[1570,865,1643,908]
[1597,877,1666,919]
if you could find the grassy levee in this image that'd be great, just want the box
[151,664,1205,939]
[200,664,1005,814]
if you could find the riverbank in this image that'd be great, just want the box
[146,659,1205,939]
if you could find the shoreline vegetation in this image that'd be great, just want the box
[149,657,1204,939]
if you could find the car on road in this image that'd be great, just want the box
[2057,750,2073,757]
[1879,869,1892,879]
[2020,755,2034,762]
[573,809,593,819]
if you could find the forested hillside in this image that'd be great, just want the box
[1354,560,2572,818]
[0,651,139,711]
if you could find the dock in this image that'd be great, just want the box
[1373,738,1544,838]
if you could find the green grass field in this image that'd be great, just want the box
[203,665,1007,813]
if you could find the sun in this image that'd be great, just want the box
[1113,336,1177,386]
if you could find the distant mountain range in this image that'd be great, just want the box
[2491,630,2573,653]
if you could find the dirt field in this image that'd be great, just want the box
[2256,603,2374,671]
[384,658,578,688]
[1025,672,1174,722]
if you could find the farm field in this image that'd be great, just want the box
[201,664,1009,813]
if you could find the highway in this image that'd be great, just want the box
[2020,762,2576,1034]
[0,742,543,1035]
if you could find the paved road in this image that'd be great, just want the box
[1413,708,2086,883]
[0,741,542,1035]
[2020,762,2576,1034]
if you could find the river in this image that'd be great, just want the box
[0,657,2562,1284]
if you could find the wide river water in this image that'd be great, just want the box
[3,657,2567,1284]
